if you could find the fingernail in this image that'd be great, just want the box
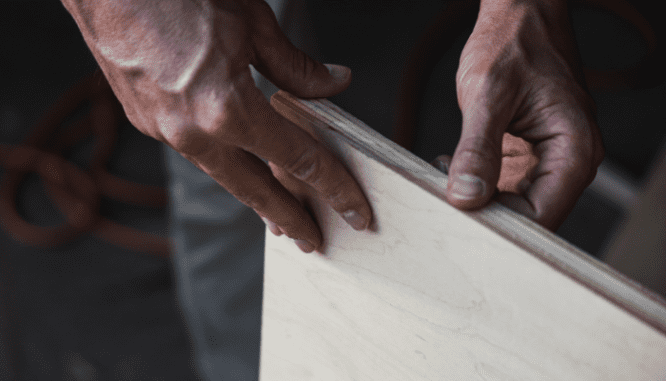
[342,210,367,231]
[450,174,486,200]
[324,64,350,82]
[269,222,283,236]
[433,159,449,175]
[261,218,282,236]
[294,239,315,253]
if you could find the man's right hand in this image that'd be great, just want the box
[60,0,373,253]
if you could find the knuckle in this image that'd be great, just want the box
[456,63,480,91]
[274,219,300,239]
[457,71,488,101]
[323,181,350,210]
[283,147,356,211]
[456,44,481,82]
[283,147,322,184]
[457,71,512,113]
[289,49,318,94]
[209,89,254,146]
[291,48,309,79]
[234,190,267,211]
[163,124,214,157]
[456,136,502,164]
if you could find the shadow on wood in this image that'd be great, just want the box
[259,90,666,380]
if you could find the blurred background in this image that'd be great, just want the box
[1,0,664,379]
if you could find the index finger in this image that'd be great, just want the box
[222,80,373,233]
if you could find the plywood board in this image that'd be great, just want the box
[259,90,666,380]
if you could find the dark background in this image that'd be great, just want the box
[1,0,664,379]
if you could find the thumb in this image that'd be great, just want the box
[249,6,351,98]
[446,114,503,210]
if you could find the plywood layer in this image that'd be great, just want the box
[259,91,666,381]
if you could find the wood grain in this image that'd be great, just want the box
[259,90,666,380]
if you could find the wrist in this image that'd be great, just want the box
[480,0,568,8]
[472,0,586,88]
[479,0,568,18]
[475,0,571,39]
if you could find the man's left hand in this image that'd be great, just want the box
[432,0,605,231]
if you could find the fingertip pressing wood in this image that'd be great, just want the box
[259,90,666,381]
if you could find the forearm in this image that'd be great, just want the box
[477,0,570,30]
[473,0,579,74]
[480,0,568,11]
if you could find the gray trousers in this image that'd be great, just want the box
[164,142,267,380]
[163,0,459,379]
[163,3,288,379]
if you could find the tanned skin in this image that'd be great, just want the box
[435,0,604,231]
[60,0,603,252]
[59,0,374,253]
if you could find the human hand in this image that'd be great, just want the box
[431,0,604,231]
[60,0,372,253]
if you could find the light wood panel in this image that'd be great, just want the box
[259,90,666,380]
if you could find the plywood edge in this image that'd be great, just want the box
[270,90,666,336]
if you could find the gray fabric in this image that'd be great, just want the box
[164,144,267,380]
[163,0,451,379]
[163,1,287,379]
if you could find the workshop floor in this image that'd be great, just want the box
[1,0,664,380]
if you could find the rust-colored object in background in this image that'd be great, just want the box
[0,72,171,258]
